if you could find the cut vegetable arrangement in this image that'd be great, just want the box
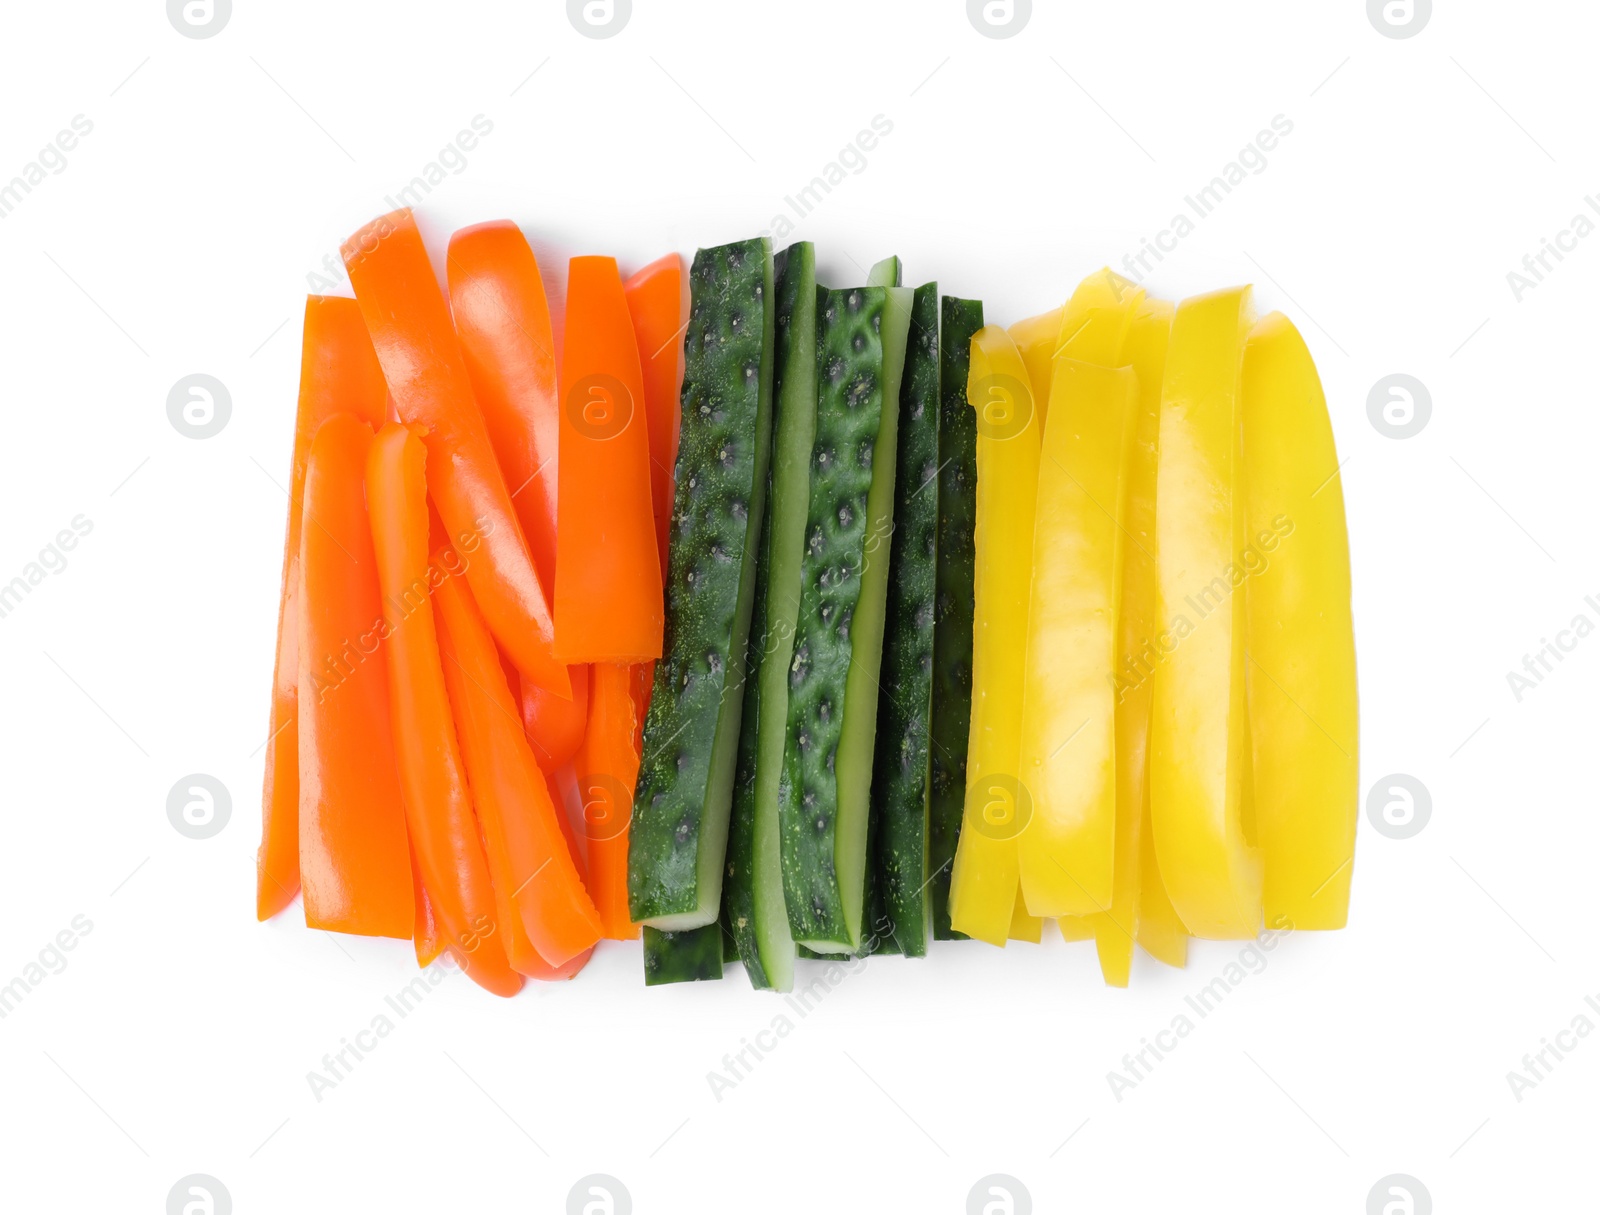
[257,208,1357,995]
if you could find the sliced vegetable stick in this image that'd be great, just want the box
[432,549,604,969]
[1242,312,1358,929]
[1008,888,1044,943]
[295,414,414,938]
[622,253,687,574]
[447,221,592,739]
[342,208,569,700]
[576,662,642,940]
[1121,298,1188,973]
[1007,305,1063,425]
[366,422,523,997]
[447,220,562,593]
[520,663,589,774]
[554,256,663,663]
[947,326,1042,946]
[1014,271,1143,920]
[258,297,389,921]
[1149,287,1262,939]
[413,851,445,968]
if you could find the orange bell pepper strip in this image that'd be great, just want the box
[432,549,605,970]
[445,222,594,765]
[520,662,589,773]
[257,296,389,921]
[342,208,569,700]
[446,221,562,591]
[365,421,522,997]
[574,662,642,939]
[622,253,686,573]
[412,849,445,968]
[554,256,663,663]
[294,414,414,938]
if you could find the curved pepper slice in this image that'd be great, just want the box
[258,296,389,921]
[295,414,414,938]
[1016,271,1143,918]
[432,548,604,969]
[948,326,1041,946]
[1242,313,1358,929]
[1149,287,1262,940]
[1123,299,1189,973]
[365,422,523,997]
[342,208,569,700]
[555,256,663,663]
[447,221,562,595]
[1057,294,1192,979]
[1008,306,1063,428]
[623,253,686,574]
[1017,358,1137,917]
[519,663,590,775]
[445,221,591,764]
[575,662,642,940]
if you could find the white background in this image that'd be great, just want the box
[0,1,1594,1211]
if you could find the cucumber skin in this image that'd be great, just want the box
[630,238,775,927]
[643,924,726,985]
[721,489,773,986]
[928,296,984,941]
[871,282,941,957]
[725,243,815,991]
[779,285,887,947]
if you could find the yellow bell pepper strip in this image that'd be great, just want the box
[1014,270,1145,921]
[1008,888,1044,943]
[1241,312,1358,929]
[1007,306,1062,421]
[1061,296,1190,979]
[1124,298,1189,971]
[1015,358,1137,917]
[1149,286,1263,939]
[1058,916,1094,942]
[947,326,1041,946]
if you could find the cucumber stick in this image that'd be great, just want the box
[724,243,817,991]
[871,280,941,957]
[643,924,725,986]
[780,257,912,952]
[928,296,984,939]
[629,238,776,930]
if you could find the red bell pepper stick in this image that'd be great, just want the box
[574,661,642,940]
[622,253,685,574]
[554,256,663,663]
[257,297,389,921]
[295,414,414,938]
[342,208,569,700]
[365,421,522,998]
[432,546,605,970]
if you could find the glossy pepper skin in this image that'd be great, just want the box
[1123,299,1189,974]
[365,422,523,998]
[445,221,592,768]
[295,414,414,939]
[575,662,643,940]
[342,208,570,701]
[1242,313,1357,929]
[622,253,687,575]
[1016,272,1141,919]
[948,326,1042,946]
[555,256,664,664]
[1149,287,1263,940]
[432,548,604,970]
[258,296,389,921]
